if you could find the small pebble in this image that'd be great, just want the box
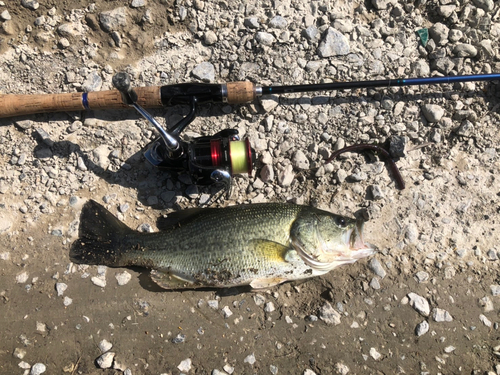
[407,292,430,316]
[416,320,429,336]
[369,347,382,360]
[177,358,192,372]
[244,353,256,365]
[115,271,132,286]
[369,258,386,278]
[96,352,115,369]
[14,348,26,359]
[221,306,233,318]
[98,339,113,353]
[432,308,453,322]
[319,302,341,325]
[91,276,106,288]
[264,302,275,312]
[30,363,46,375]
[63,296,73,306]
[16,272,29,284]
[55,282,67,296]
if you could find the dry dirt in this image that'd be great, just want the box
[1,1,500,375]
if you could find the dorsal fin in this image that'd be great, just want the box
[156,207,210,231]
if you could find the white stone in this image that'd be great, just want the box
[115,271,132,286]
[369,347,382,360]
[98,339,113,353]
[432,308,453,322]
[96,352,115,369]
[30,363,46,375]
[177,358,192,372]
[16,272,29,284]
[408,292,430,316]
[244,353,256,365]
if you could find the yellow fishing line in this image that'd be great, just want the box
[229,140,248,174]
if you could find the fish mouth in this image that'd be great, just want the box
[348,218,376,258]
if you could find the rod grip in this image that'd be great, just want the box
[226,81,256,104]
[0,86,163,118]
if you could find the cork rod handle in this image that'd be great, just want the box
[0,86,163,119]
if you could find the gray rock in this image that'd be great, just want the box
[412,60,430,76]
[490,284,500,296]
[371,0,395,10]
[429,23,449,46]
[389,135,408,157]
[55,282,68,296]
[92,145,111,170]
[319,302,341,325]
[303,26,319,41]
[192,62,215,82]
[453,44,477,57]
[255,32,275,46]
[57,22,84,38]
[370,277,381,290]
[204,30,218,45]
[292,150,310,170]
[422,104,445,123]
[98,339,113,353]
[260,165,274,182]
[21,0,39,10]
[82,72,103,92]
[99,7,128,32]
[318,28,349,58]
[0,10,11,21]
[448,29,463,43]
[131,0,147,8]
[456,120,474,137]
[405,223,419,243]
[438,5,456,17]
[244,17,259,29]
[278,164,294,187]
[472,0,494,11]
[408,292,430,316]
[269,16,287,29]
[369,258,387,278]
[432,308,453,322]
[415,320,429,336]
[415,271,429,283]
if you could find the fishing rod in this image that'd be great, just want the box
[1,72,499,189]
[1,73,499,119]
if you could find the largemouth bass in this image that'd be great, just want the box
[70,200,375,289]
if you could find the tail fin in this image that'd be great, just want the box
[70,200,132,266]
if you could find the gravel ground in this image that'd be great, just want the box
[1,0,500,374]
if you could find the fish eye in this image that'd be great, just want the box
[336,217,347,228]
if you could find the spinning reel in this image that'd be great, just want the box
[112,72,255,191]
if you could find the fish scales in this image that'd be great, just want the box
[118,204,305,285]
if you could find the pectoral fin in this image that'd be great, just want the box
[150,269,196,290]
[248,239,291,263]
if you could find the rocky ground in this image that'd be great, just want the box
[1,0,500,374]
